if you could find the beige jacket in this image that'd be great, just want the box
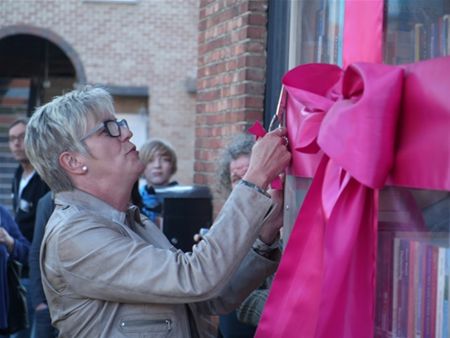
[41,185,279,337]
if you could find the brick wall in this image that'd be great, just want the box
[196,0,268,212]
[0,0,199,185]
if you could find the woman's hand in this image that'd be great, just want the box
[258,186,284,245]
[243,128,291,190]
[0,227,15,253]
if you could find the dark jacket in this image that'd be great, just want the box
[0,205,30,330]
[29,191,54,308]
[12,166,50,243]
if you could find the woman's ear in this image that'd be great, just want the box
[59,151,87,175]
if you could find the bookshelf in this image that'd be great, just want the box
[384,0,450,64]
[288,0,345,67]
[284,1,450,337]
[375,188,449,338]
[288,0,450,67]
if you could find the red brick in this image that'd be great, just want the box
[247,25,266,39]
[195,0,268,212]
[248,13,267,26]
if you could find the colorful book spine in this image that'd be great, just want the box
[443,249,450,338]
[415,240,425,338]
[414,23,424,61]
[443,15,450,56]
[376,230,395,336]
[407,240,418,337]
[398,239,410,337]
[436,246,447,338]
[392,237,401,335]
[422,244,438,338]
[377,229,449,337]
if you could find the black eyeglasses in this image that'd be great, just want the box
[80,119,129,141]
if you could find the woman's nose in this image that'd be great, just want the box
[119,126,133,141]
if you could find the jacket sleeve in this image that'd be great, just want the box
[48,184,276,304]
[236,287,269,326]
[190,206,281,316]
[0,206,30,264]
[190,247,279,316]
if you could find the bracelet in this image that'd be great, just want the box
[253,237,279,257]
[239,179,271,198]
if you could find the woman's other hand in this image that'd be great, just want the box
[258,185,284,245]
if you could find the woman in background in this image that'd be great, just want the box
[139,139,178,225]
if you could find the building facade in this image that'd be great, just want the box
[0,0,199,209]
[0,0,277,215]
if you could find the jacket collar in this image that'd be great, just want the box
[54,189,142,225]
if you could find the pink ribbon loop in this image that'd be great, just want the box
[319,63,404,189]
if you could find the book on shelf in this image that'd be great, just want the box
[412,14,450,62]
[442,249,450,338]
[392,237,410,337]
[444,14,450,56]
[376,231,395,338]
[413,23,427,61]
[435,245,447,338]
[314,2,326,63]
[421,242,438,338]
[407,239,419,337]
[315,0,343,65]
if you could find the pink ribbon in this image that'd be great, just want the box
[255,57,450,338]
[343,0,384,67]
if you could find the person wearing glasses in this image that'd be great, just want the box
[24,86,291,338]
[8,119,50,338]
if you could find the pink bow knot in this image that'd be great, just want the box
[285,62,404,189]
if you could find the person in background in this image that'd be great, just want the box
[8,119,50,338]
[235,277,272,328]
[215,134,282,338]
[28,192,57,338]
[138,139,178,225]
[0,205,30,337]
[24,86,290,337]
[217,134,255,196]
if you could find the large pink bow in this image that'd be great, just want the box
[256,57,450,338]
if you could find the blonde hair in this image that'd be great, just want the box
[139,139,177,175]
[25,86,115,192]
